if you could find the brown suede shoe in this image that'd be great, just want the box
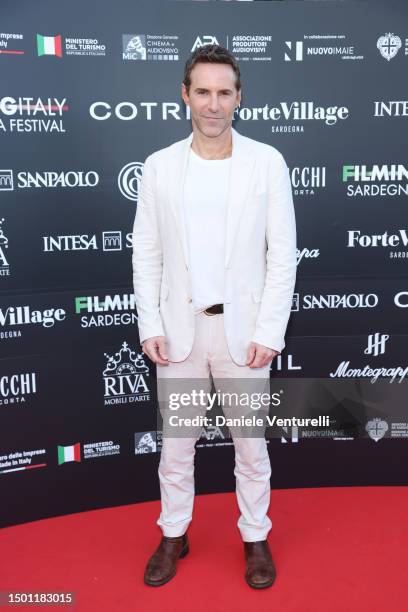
[244,540,276,589]
[144,534,189,587]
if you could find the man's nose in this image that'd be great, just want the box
[207,94,220,112]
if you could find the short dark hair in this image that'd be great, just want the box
[183,44,241,94]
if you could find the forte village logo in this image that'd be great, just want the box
[103,341,150,406]
[0,169,99,190]
[122,34,179,61]
[0,303,66,340]
[0,96,68,134]
[342,164,408,197]
[347,229,408,260]
[74,293,137,328]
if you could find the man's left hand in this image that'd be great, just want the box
[246,342,279,368]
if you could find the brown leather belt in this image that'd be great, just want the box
[203,303,224,316]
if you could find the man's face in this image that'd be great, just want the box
[181,62,241,139]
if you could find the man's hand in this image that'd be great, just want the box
[142,336,169,365]
[246,342,279,369]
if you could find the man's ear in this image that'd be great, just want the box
[181,83,189,106]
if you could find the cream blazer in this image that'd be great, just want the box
[132,126,297,365]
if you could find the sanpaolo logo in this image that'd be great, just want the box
[292,293,378,310]
[17,170,99,189]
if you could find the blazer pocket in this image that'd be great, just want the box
[160,283,169,301]
[251,289,263,303]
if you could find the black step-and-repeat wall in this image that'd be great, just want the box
[1,0,407,528]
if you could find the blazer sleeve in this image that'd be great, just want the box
[251,150,297,353]
[131,154,165,344]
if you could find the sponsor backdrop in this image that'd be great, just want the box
[1,0,407,527]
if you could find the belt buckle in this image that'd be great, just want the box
[203,307,216,316]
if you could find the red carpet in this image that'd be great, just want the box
[1,487,407,611]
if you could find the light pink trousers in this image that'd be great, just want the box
[156,311,272,542]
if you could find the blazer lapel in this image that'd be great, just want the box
[169,131,193,269]
[169,126,256,270]
[225,127,256,267]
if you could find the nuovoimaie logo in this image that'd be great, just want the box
[57,443,81,465]
[37,34,63,57]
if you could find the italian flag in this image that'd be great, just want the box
[37,34,63,57]
[58,443,80,465]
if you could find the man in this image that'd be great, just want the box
[132,44,296,589]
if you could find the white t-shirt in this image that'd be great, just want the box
[183,146,232,314]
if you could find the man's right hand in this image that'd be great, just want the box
[141,336,169,365]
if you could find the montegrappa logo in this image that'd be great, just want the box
[103,341,150,405]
